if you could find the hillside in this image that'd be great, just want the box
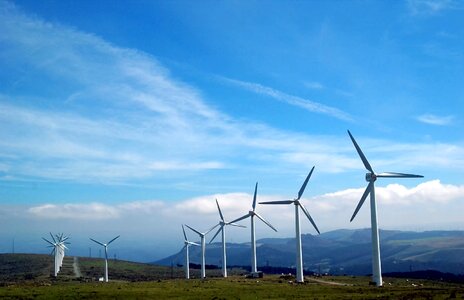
[0,254,236,283]
[156,229,464,275]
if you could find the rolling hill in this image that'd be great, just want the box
[155,229,464,275]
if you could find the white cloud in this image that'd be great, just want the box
[408,0,462,15]
[304,81,325,90]
[416,114,454,125]
[25,180,464,228]
[220,77,353,122]
[28,203,120,220]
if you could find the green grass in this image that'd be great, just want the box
[0,275,463,299]
[1,254,463,299]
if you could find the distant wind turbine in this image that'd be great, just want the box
[182,224,200,279]
[230,182,277,274]
[42,232,70,277]
[209,199,246,277]
[347,130,423,287]
[90,235,120,282]
[260,166,320,283]
[184,224,218,279]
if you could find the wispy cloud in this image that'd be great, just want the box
[220,77,354,122]
[1,1,463,189]
[416,114,454,125]
[408,0,463,15]
[304,81,325,90]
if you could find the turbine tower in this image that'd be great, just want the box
[90,235,120,282]
[184,224,218,279]
[42,232,70,277]
[347,130,423,287]
[260,166,320,283]
[209,199,246,277]
[182,224,200,279]
[230,182,277,274]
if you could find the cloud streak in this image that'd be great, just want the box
[416,114,454,125]
[220,77,354,122]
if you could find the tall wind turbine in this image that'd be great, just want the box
[209,199,246,278]
[260,167,320,283]
[42,232,69,277]
[182,225,200,279]
[184,224,218,279]
[347,130,423,287]
[90,235,120,282]
[230,182,277,274]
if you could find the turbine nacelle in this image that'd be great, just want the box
[366,173,377,182]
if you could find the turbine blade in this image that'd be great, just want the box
[50,248,55,255]
[42,237,54,245]
[297,166,315,200]
[205,223,220,235]
[182,225,188,241]
[226,222,246,228]
[209,226,223,244]
[50,232,57,243]
[229,214,250,224]
[189,242,200,246]
[216,199,224,221]
[184,224,202,236]
[350,182,373,222]
[107,235,120,245]
[299,203,320,234]
[89,238,105,247]
[260,200,294,205]
[252,182,258,211]
[376,172,424,178]
[347,130,374,173]
[254,212,277,232]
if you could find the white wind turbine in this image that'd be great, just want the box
[182,224,200,279]
[230,182,277,274]
[209,199,246,278]
[42,233,69,277]
[347,130,423,287]
[90,235,120,282]
[184,224,218,279]
[260,166,320,283]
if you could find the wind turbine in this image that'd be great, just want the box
[260,166,320,283]
[347,130,423,287]
[230,182,277,274]
[209,199,246,278]
[182,225,200,279]
[42,232,70,277]
[184,224,218,279]
[90,235,120,282]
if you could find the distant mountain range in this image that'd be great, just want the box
[155,229,464,275]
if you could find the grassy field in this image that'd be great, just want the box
[0,275,463,299]
[1,254,463,299]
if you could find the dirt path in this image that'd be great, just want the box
[307,277,352,286]
[73,256,82,278]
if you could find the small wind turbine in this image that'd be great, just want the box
[42,232,70,277]
[347,130,423,287]
[90,235,120,282]
[230,182,277,274]
[184,224,217,279]
[209,199,246,277]
[182,224,200,279]
[260,166,320,283]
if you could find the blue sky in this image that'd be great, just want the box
[1,0,464,261]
